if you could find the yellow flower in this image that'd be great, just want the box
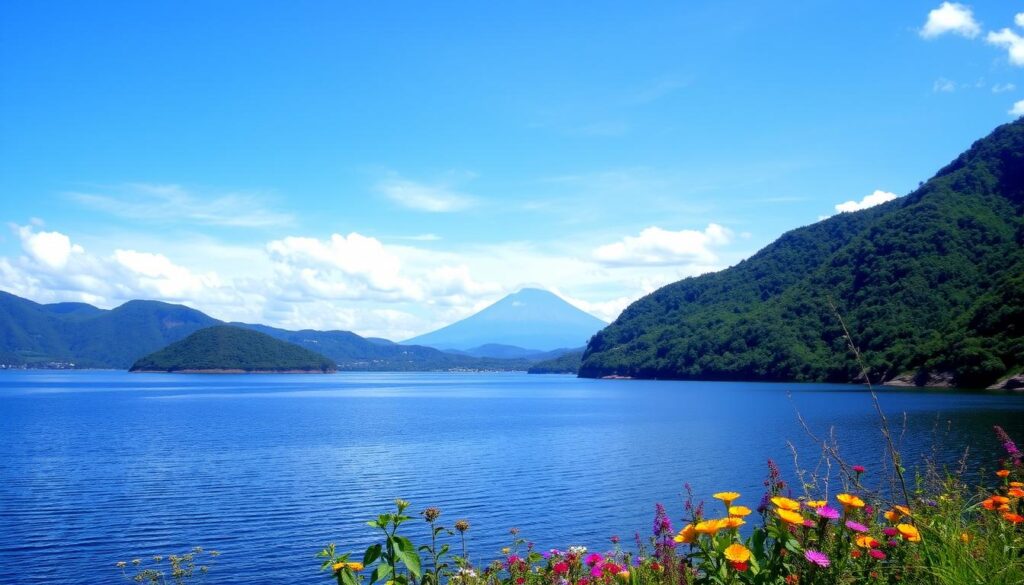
[855,535,879,548]
[775,508,804,525]
[893,505,911,516]
[884,510,899,522]
[616,570,631,581]
[694,519,722,535]
[673,524,696,544]
[960,532,970,543]
[836,493,865,509]
[720,517,745,529]
[896,524,921,542]
[771,496,801,511]
[724,543,751,563]
[804,500,826,509]
[713,492,741,507]
[728,506,752,518]
[1010,481,1023,488]
[501,548,510,555]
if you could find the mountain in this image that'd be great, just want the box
[528,350,584,375]
[130,325,336,373]
[0,292,219,368]
[0,290,544,371]
[404,288,607,351]
[581,119,1024,389]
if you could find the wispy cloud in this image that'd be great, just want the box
[933,77,958,93]
[68,183,294,228]
[992,83,1017,93]
[376,174,476,212]
[920,2,980,39]
[987,28,1024,66]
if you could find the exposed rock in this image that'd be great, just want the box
[987,374,1024,391]
[885,370,956,388]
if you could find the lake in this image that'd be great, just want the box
[1,371,1022,584]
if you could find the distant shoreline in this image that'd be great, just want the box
[130,368,335,374]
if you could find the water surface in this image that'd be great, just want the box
[1,371,1021,584]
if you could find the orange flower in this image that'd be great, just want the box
[724,543,751,563]
[804,500,826,509]
[673,524,696,544]
[776,508,805,525]
[982,498,998,511]
[998,503,1011,512]
[893,505,911,516]
[991,496,1010,504]
[1010,481,1023,488]
[1009,488,1024,498]
[960,532,970,543]
[836,493,865,509]
[1003,513,1024,524]
[720,517,745,529]
[855,535,879,548]
[771,496,801,511]
[896,524,921,542]
[996,470,1010,478]
[850,549,862,559]
[714,492,741,507]
[728,505,752,518]
[884,510,900,522]
[695,519,722,535]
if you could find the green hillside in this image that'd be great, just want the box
[528,350,583,374]
[580,119,1024,388]
[130,326,336,373]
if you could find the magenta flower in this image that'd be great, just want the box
[585,553,603,567]
[804,549,830,568]
[882,527,898,537]
[553,562,569,575]
[816,505,840,520]
[869,549,886,560]
[852,465,866,474]
[845,520,869,533]
[887,539,899,548]
[803,519,816,528]
[995,425,1022,466]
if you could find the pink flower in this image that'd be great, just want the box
[585,554,603,567]
[816,505,840,520]
[882,528,898,538]
[852,465,866,474]
[845,521,869,533]
[804,549,830,568]
[869,549,886,560]
[554,562,569,575]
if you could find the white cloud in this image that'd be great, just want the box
[377,176,475,212]
[1016,12,1024,28]
[920,2,981,39]
[69,183,294,228]
[1011,99,1024,116]
[987,28,1024,66]
[113,249,222,299]
[593,224,732,267]
[933,78,957,92]
[17,226,84,270]
[835,190,899,214]
[993,83,1017,93]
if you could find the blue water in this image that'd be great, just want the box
[1,371,1022,584]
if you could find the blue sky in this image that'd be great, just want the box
[1,1,1022,339]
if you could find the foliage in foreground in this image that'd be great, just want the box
[116,547,219,584]
[320,427,1024,585]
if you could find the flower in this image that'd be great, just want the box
[333,562,364,573]
[673,524,696,544]
[882,527,898,537]
[994,426,1022,466]
[776,508,805,525]
[804,500,826,509]
[960,532,971,543]
[893,505,911,516]
[896,524,921,542]
[554,562,569,575]
[869,549,886,560]
[982,498,999,511]
[855,535,879,548]
[836,493,865,509]
[729,561,749,572]
[724,543,751,563]
[804,549,830,568]
[1003,513,1024,524]
[852,465,866,473]
[771,496,801,511]
[884,510,900,522]
[616,571,630,581]
[455,520,470,533]
[845,520,869,533]
[720,517,745,529]
[997,469,1011,478]
[816,505,840,520]
[694,519,722,535]
[728,505,752,518]
[585,553,603,567]
[714,492,741,507]
[422,507,441,522]
[1011,481,1024,488]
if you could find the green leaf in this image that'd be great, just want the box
[393,536,422,578]
[341,570,359,585]
[363,544,382,567]
[370,562,393,584]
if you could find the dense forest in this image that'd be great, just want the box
[580,119,1024,388]
[129,326,336,372]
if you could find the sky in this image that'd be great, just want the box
[1,1,1022,340]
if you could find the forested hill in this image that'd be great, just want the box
[130,326,336,373]
[580,119,1024,388]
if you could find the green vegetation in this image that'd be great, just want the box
[581,119,1024,388]
[129,325,336,373]
[318,428,1024,585]
[528,350,583,374]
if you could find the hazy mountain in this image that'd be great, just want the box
[404,288,607,351]
[581,119,1024,388]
